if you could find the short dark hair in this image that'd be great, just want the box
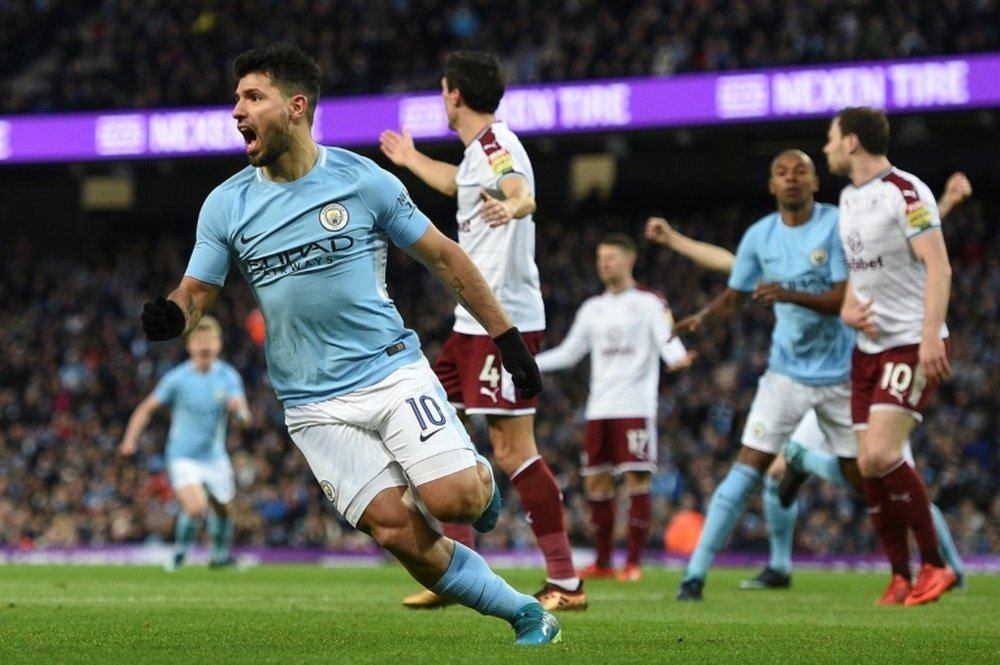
[598,233,637,255]
[444,51,505,114]
[836,107,890,156]
[233,43,322,123]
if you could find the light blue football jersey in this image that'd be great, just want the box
[185,146,429,406]
[728,202,854,385]
[153,359,245,461]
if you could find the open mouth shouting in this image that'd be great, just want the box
[238,124,259,155]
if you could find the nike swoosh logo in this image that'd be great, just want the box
[419,428,445,442]
[240,231,265,244]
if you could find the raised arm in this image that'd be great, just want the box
[937,172,972,220]
[379,127,459,197]
[672,287,746,337]
[645,216,735,274]
[535,308,592,373]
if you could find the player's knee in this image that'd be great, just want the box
[858,448,900,477]
[181,502,209,519]
[424,485,482,523]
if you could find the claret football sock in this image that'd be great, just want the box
[625,492,651,567]
[511,456,576,581]
[441,523,476,549]
[863,476,912,579]
[881,463,946,568]
[586,496,615,569]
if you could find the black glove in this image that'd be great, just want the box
[141,296,186,341]
[493,327,543,399]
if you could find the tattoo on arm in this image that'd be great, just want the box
[448,276,477,314]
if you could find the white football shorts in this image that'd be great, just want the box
[284,358,477,527]
[742,370,856,458]
[791,408,914,464]
[167,456,236,504]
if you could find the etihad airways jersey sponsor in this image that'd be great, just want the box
[453,121,544,335]
[186,146,427,406]
[838,166,949,353]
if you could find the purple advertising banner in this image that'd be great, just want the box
[1,53,998,164]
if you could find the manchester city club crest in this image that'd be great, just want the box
[809,247,829,267]
[319,202,349,232]
[320,480,336,503]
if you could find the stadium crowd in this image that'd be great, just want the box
[1,193,996,561]
[2,0,1000,113]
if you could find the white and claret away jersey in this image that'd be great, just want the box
[153,359,246,461]
[186,147,429,407]
[534,285,688,419]
[837,166,949,354]
[452,121,545,335]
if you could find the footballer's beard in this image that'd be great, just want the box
[827,158,849,177]
[248,117,293,167]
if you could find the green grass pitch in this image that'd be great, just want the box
[1,564,997,664]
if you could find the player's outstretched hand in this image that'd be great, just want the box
[645,217,675,246]
[671,313,703,338]
[669,350,698,372]
[942,172,972,206]
[379,127,415,168]
[493,327,542,398]
[141,296,185,341]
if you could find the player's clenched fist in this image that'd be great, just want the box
[142,296,185,341]
[493,327,542,398]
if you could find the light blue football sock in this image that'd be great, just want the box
[683,463,762,582]
[763,476,796,575]
[207,513,234,563]
[431,542,537,621]
[788,441,847,487]
[174,513,202,560]
[929,502,965,577]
